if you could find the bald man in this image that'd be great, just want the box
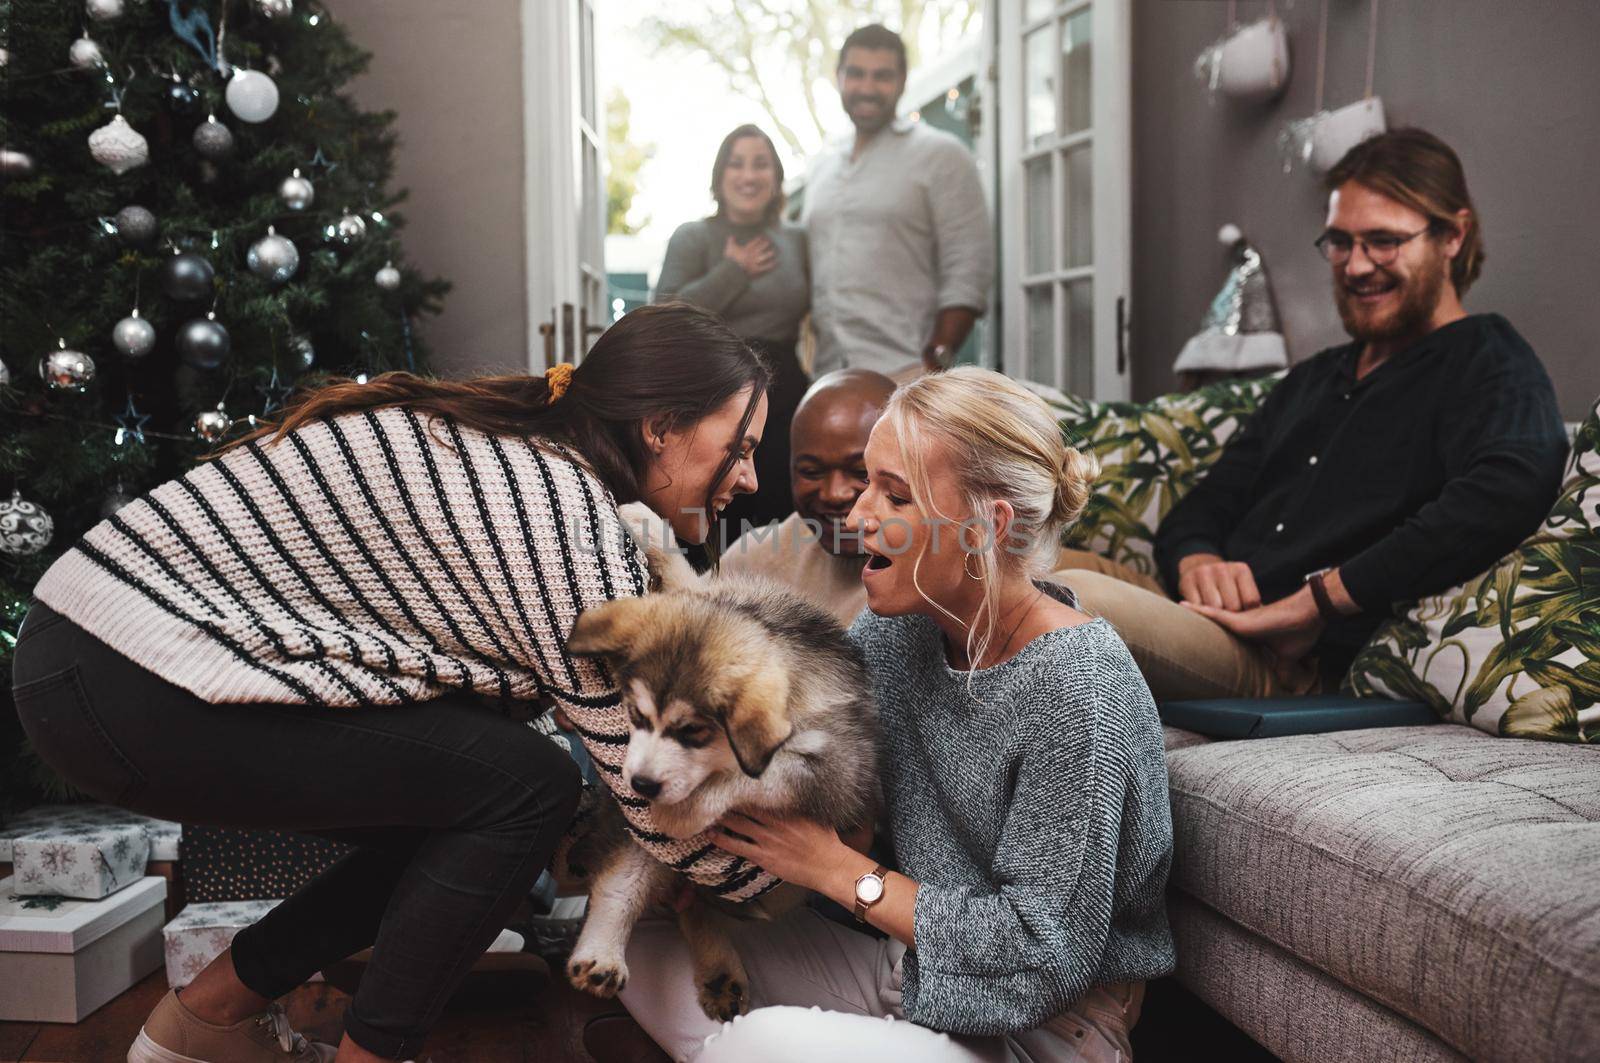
[720,368,897,625]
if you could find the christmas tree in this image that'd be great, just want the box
[0,0,448,808]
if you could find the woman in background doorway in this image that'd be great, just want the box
[656,124,811,537]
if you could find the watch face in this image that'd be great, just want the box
[855,874,884,904]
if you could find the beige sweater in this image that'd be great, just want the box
[34,406,776,900]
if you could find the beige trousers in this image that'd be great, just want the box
[1049,549,1319,701]
[619,907,1143,1063]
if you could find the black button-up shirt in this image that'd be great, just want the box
[1154,313,1569,677]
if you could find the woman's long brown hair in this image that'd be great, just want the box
[224,302,771,517]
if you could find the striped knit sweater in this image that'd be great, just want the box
[32,406,777,900]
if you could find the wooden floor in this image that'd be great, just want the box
[0,972,1278,1062]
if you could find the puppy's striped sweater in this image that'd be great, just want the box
[33,406,776,900]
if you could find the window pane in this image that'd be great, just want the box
[1066,279,1094,395]
[1025,28,1056,148]
[1026,0,1057,22]
[1026,156,1053,274]
[1027,284,1054,384]
[1063,144,1093,268]
[1062,8,1092,135]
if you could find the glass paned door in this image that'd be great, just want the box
[997,0,1130,399]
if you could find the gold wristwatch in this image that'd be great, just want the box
[853,864,890,922]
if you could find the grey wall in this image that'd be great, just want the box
[1132,0,1600,419]
[338,1,527,379]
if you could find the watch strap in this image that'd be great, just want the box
[1308,570,1340,623]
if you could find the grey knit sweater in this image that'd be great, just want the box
[847,579,1176,1036]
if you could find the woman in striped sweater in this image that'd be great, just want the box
[11,303,770,1063]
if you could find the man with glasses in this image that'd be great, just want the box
[1054,128,1567,700]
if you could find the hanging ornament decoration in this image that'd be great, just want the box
[258,367,293,415]
[70,36,106,69]
[178,313,232,370]
[0,148,36,179]
[0,491,55,557]
[89,114,150,175]
[258,0,293,17]
[114,204,159,247]
[1194,12,1290,102]
[86,0,125,21]
[113,393,151,445]
[328,210,368,247]
[247,226,300,286]
[0,47,9,69]
[113,309,157,359]
[162,250,215,300]
[1172,223,1289,381]
[162,79,200,118]
[193,405,233,444]
[1279,0,1387,174]
[290,333,315,370]
[374,261,401,291]
[278,168,315,210]
[0,360,11,387]
[39,342,97,391]
[225,68,280,123]
[101,483,138,520]
[192,114,235,159]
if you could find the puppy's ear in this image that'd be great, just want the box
[567,597,649,659]
[720,664,793,778]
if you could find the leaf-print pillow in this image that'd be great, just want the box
[1345,399,1598,743]
[1045,373,1284,579]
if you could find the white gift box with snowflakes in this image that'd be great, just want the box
[162,900,281,988]
[0,804,181,863]
[11,822,150,901]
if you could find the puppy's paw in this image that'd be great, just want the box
[567,950,630,998]
[616,501,675,553]
[696,961,750,1022]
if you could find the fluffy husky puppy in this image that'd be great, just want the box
[559,504,880,1020]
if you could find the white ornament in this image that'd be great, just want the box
[89,115,150,175]
[375,262,401,290]
[0,360,10,387]
[0,490,54,557]
[247,226,300,286]
[258,0,293,16]
[278,168,315,210]
[0,147,35,178]
[0,47,9,69]
[86,0,124,20]
[69,36,105,69]
[225,69,280,123]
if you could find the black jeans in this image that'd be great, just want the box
[11,602,582,1059]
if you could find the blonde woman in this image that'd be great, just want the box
[618,367,1175,1062]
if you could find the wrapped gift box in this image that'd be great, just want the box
[0,803,181,862]
[0,875,167,1022]
[162,900,281,989]
[12,822,150,900]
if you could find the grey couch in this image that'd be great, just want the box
[1158,722,1600,1062]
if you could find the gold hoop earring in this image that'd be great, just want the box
[964,552,984,580]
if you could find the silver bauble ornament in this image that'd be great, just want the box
[258,0,293,16]
[0,491,54,556]
[278,168,315,211]
[86,0,125,21]
[330,211,368,247]
[247,226,300,286]
[162,251,215,300]
[101,483,138,519]
[165,81,203,115]
[89,115,149,175]
[114,205,158,247]
[0,360,10,387]
[0,148,35,179]
[0,47,9,69]
[192,116,235,159]
[178,316,232,370]
[39,346,96,391]
[290,333,315,370]
[193,406,233,444]
[69,36,105,69]
[225,69,280,123]
[375,262,401,291]
[113,312,157,358]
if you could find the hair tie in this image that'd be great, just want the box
[544,362,575,404]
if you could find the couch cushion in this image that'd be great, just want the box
[1346,399,1599,744]
[1045,372,1282,581]
[1166,724,1600,1062]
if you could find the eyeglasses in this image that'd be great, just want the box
[1313,226,1432,266]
